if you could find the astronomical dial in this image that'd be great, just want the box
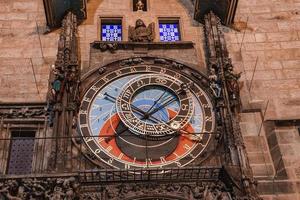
[78,65,215,169]
[116,74,194,137]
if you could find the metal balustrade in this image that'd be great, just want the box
[78,167,221,185]
[0,136,222,183]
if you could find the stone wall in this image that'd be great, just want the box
[225,0,300,198]
[0,0,58,102]
[225,0,300,120]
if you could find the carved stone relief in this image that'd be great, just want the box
[0,177,80,200]
[0,107,46,119]
[129,19,155,42]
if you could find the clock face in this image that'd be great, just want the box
[78,65,215,169]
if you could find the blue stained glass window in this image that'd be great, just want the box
[159,22,180,42]
[101,24,122,41]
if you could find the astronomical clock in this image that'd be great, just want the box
[0,1,262,199]
[78,62,215,170]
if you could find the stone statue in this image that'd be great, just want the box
[129,19,155,42]
[136,0,144,11]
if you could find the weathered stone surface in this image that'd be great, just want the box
[257,181,296,195]
[0,0,58,102]
[229,1,300,197]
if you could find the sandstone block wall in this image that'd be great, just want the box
[0,0,58,102]
[225,0,300,120]
[226,0,300,198]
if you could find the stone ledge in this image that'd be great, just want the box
[91,41,195,52]
[257,180,298,195]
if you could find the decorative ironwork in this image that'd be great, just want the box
[7,133,35,175]
[78,167,222,184]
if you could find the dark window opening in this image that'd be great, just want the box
[133,0,147,11]
[159,19,181,42]
[7,131,35,175]
[101,19,122,42]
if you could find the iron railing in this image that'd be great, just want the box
[0,136,222,183]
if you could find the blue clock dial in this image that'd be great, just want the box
[78,65,215,169]
[131,85,180,124]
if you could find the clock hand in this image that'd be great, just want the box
[105,93,166,125]
[105,93,175,125]
[104,92,162,124]
[103,92,118,102]
[104,92,148,117]
[147,96,177,117]
[145,90,167,114]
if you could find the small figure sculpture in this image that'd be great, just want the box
[209,68,222,98]
[136,0,144,11]
[129,19,155,42]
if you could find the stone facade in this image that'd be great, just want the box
[224,0,300,199]
[0,0,58,102]
[0,0,300,199]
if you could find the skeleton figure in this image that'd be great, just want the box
[129,19,155,42]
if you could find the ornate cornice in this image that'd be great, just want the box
[0,104,46,120]
[91,41,195,52]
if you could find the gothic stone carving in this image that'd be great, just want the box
[98,43,118,52]
[0,106,46,119]
[0,177,79,200]
[129,19,155,42]
[120,57,145,66]
[204,12,261,200]
[80,181,232,200]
